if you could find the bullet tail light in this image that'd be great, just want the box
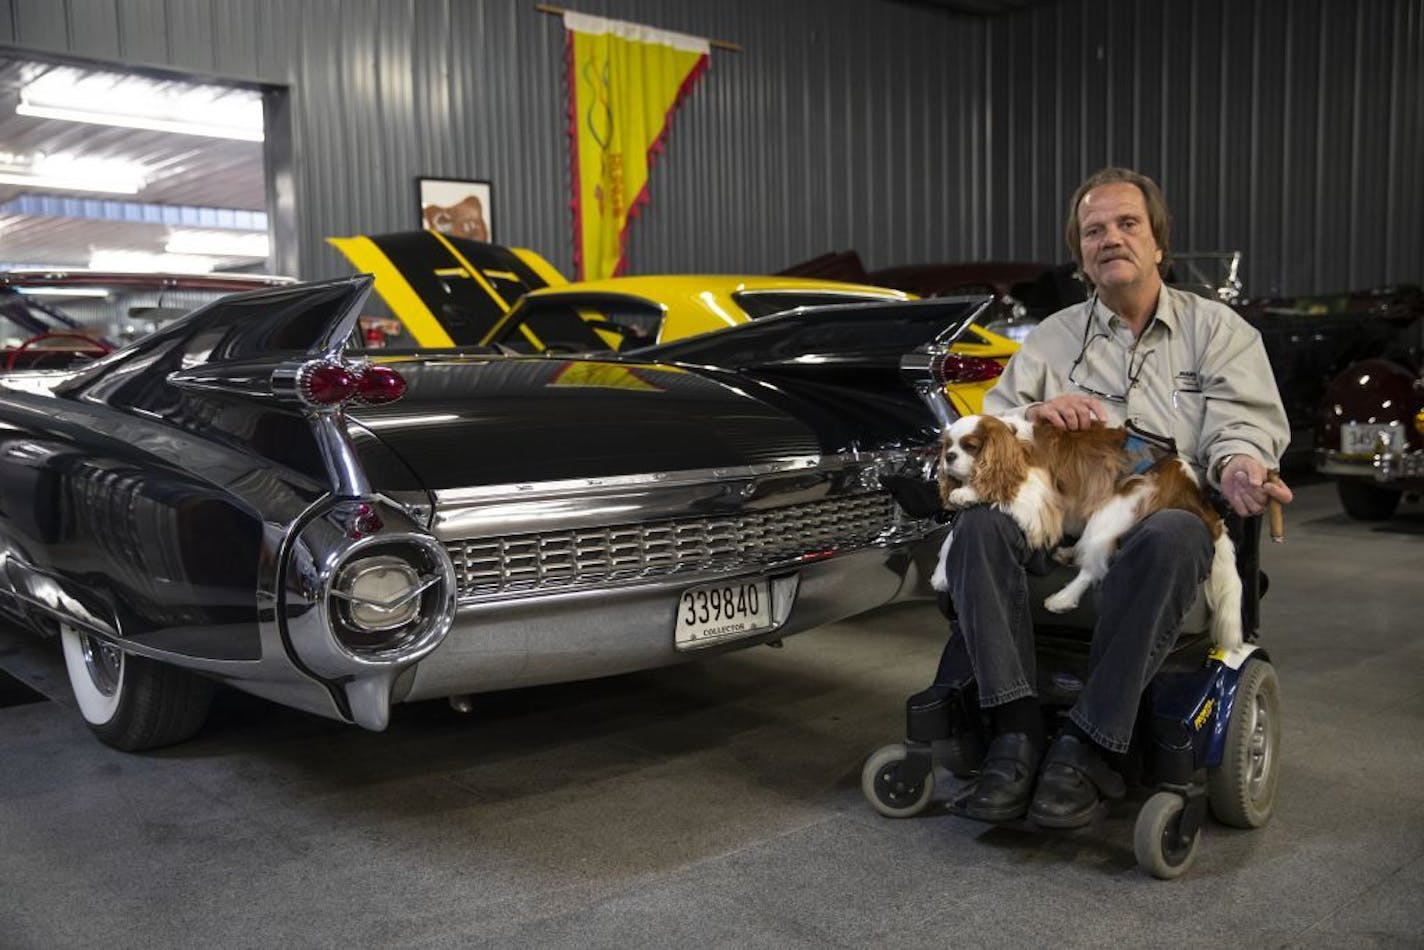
[296,360,407,410]
[931,353,1004,385]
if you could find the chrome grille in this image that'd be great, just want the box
[446,492,901,598]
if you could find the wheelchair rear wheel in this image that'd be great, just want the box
[1208,657,1281,828]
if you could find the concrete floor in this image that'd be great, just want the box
[0,478,1421,948]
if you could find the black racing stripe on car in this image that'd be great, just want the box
[437,237,549,295]
[365,233,509,344]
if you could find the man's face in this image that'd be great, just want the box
[1077,182,1163,293]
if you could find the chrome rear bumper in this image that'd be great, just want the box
[396,526,946,702]
[1316,448,1424,482]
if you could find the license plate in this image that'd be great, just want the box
[1341,423,1398,455]
[675,579,773,649]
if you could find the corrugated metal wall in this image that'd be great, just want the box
[0,0,989,281]
[2,0,1420,293]
[985,0,1424,295]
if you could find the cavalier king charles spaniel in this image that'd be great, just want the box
[930,413,1242,650]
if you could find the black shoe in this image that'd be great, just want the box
[1027,734,1127,829]
[962,732,1041,823]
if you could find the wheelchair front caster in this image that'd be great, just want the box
[861,743,936,818]
[1134,791,1201,879]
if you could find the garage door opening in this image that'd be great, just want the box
[0,55,286,278]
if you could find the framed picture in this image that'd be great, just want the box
[417,176,493,242]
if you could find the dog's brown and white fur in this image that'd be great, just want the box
[931,413,1242,651]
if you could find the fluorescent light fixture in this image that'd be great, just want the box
[165,230,270,258]
[0,152,149,195]
[0,172,140,195]
[15,286,112,298]
[17,66,264,142]
[89,250,218,274]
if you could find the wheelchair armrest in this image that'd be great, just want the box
[1222,506,1265,639]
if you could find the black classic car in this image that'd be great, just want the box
[0,276,980,750]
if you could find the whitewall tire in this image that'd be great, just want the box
[59,624,216,751]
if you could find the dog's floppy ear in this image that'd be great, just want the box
[936,430,961,507]
[972,417,1029,504]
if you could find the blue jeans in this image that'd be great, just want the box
[937,505,1214,753]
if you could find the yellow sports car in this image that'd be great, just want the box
[328,230,1016,415]
[485,274,918,353]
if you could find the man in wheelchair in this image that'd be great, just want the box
[898,168,1294,840]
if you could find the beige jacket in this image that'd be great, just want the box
[984,284,1290,488]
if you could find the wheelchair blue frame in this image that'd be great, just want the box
[1150,645,1269,776]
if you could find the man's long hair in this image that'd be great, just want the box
[1064,167,1172,284]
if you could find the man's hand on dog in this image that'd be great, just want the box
[1026,394,1109,430]
[1221,454,1293,517]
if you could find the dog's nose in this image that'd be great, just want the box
[945,451,957,463]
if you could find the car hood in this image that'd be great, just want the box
[345,355,917,492]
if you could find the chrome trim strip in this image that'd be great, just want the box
[6,588,117,640]
[731,289,906,304]
[2,553,122,639]
[430,451,923,540]
[430,453,840,507]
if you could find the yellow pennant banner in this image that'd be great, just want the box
[564,11,710,280]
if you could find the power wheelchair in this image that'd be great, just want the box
[861,497,1280,879]
[865,322,1285,878]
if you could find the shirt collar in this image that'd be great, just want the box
[1090,286,1176,336]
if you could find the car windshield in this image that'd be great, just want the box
[491,295,666,353]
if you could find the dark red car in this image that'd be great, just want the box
[0,270,290,371]
[1315,351,1424,520]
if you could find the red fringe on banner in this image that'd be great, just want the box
[565,31,585,279]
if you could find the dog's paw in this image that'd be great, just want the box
[1043,589,1080,614]
[947,487,978,508]
[929,531,955,592]
[1210,624,1244,653]
[1052,545,1077,566]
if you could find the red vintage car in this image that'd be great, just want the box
[1315,353,1424,520]
[0,270,290,370]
